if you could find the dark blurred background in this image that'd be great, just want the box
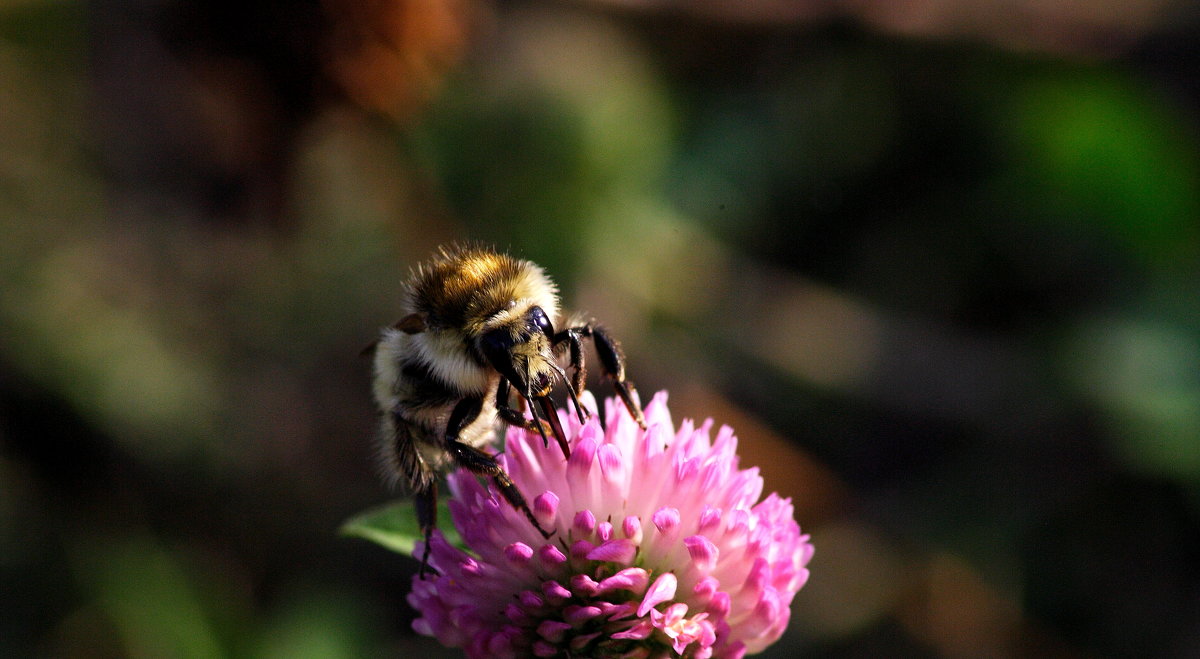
[4,0,1200,657]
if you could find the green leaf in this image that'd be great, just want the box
[340,500,466,557]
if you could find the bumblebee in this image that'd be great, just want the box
[371,245,645,574]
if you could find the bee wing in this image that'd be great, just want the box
[394,313,427,334]
[362,313,427,358]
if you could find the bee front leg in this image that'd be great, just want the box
[496,379,554,436]
[552,328,590,424]
[554,324,647,429]
[445,396,553,539]
[552,328,587,401]
[496,378,570,458]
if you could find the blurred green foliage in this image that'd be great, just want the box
[1002,67,1200,261]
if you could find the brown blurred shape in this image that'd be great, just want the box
[585,0,1176,56]
[91,0,471,228]
[323,0,471,118]
[672,383,849,526]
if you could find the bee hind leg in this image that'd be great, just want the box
[386,412,440,579]
[414,481,438,579]
[445,396,553,538]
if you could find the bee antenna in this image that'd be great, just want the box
[525,394,552,450]
[551,363,588,425]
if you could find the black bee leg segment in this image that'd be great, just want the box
[552,328,590,422]
[496,379,558,439]
[523,393,554,451]
[444,438,552,539]
[611,380,646,429]
[414,482,438,579]
[590,326,647,429]
[386,413,439,577]
[445,395,487,445]
[445,397,551,537]
[550,361,588,426]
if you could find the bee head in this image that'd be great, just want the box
[478,304,558,397]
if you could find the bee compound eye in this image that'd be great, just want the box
[528,306,554,337]
[481,328,524,386]
[481,328,515,359]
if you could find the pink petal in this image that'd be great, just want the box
[570,539,595,561]
[569,632,601,652]
[568,433,598,478]
[569,573,600,597]
[706,591,730,617]
[504,603,531,624]
[586,538,637,564]
[610,620,654,640]
[597,601,636,620]
[692,576,720,604]
[698,506,722,534]
[637,572,678,617]
[597,442,627,485]
[644,391,673,432]
[518,590,543,609]
[573,509,596,536]
[537,543,567,566]
[622,515,642,542]
[685,535,719,572]
[564,605,603,626]
[487,628,516,656]
[652,507,680,535]
[597,567,649,594]
[740,587,782,638]
[533,491,559,522]
[724,641,748,659]
[404,392,813,659]
[542,580,571,602]
[504,542,533,564]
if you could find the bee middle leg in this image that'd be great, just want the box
[445,396,553,538]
